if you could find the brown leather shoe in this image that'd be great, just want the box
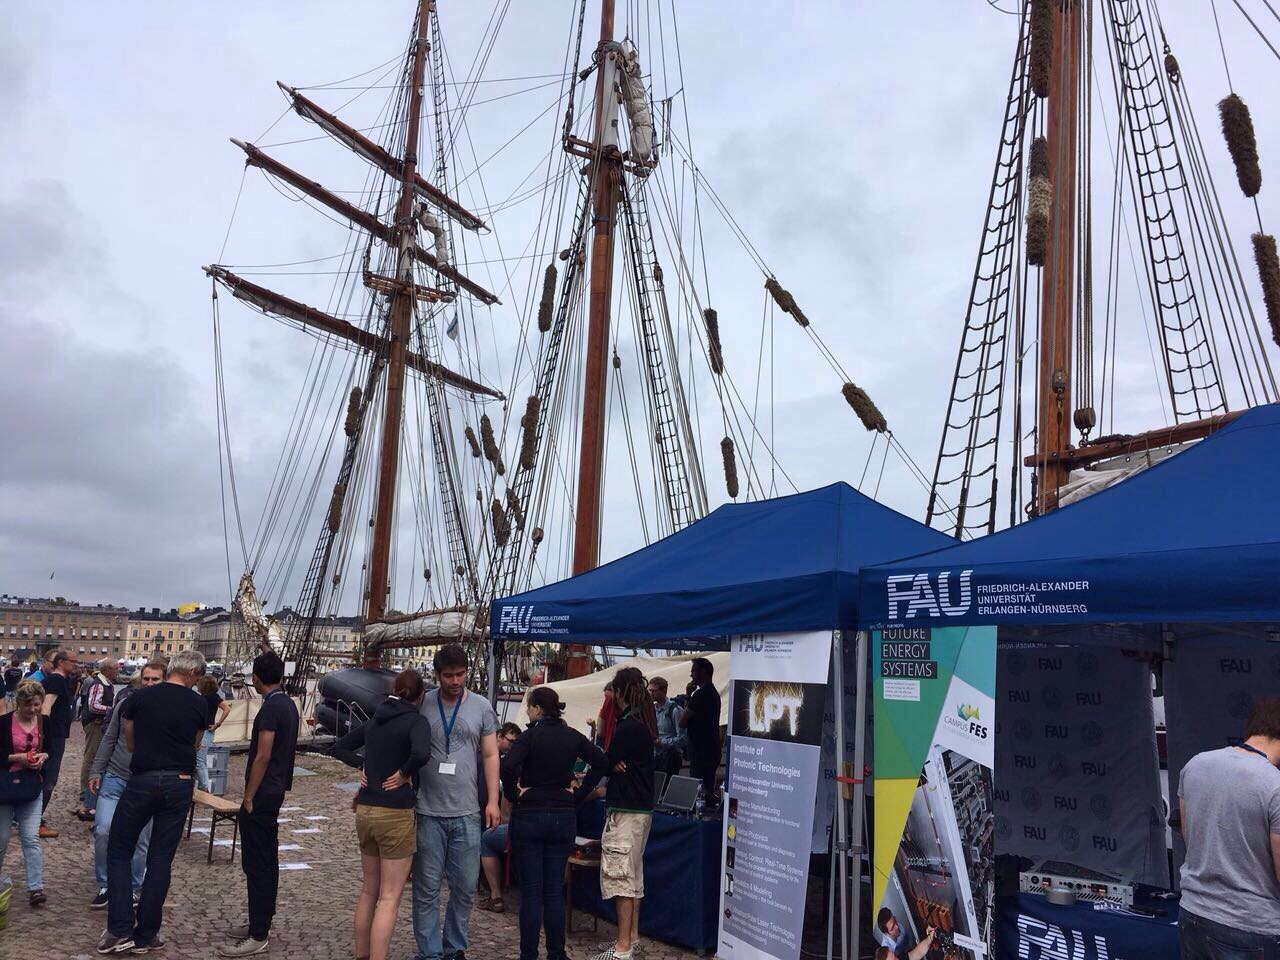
[38,823,59,839]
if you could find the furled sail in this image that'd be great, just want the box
[620,41,654,162]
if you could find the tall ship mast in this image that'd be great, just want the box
[207,0,890,691]
[928,0,1280,536]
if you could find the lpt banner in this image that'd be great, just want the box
[718,631,831,960]
[873,626,997,960]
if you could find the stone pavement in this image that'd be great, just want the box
[3,725,704,960]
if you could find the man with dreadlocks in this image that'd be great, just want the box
[581,667,656,960]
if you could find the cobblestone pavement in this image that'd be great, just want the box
[2,726,704,960]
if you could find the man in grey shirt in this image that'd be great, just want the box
[1178,696,1280,959]
[86,661,164,909]
[411,644,500,960]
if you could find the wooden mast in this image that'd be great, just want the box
[1034,0,1080,515]
[365,0,432,648]
[564,0,620,677]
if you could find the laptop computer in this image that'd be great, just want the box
[653,771,668,805]
[657,774,701,813]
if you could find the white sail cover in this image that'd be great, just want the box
[619,42,654,162]
[415,203,451,264]
[364,608,479,648]
[1059,441,1188,507]
[232,571,284,653]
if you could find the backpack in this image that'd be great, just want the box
[77,675,100,723]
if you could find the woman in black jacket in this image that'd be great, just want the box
[331,669,432,960]
[501,687,609,960]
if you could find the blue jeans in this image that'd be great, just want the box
[0,795,43,891]
[94,774,149,891]
[195,729,215,791]
[510,808,576,960]
[107,771,193,943]
[1180,908,1280,960]
[412,813,482,960]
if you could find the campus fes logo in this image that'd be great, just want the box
[497,604,533,635]
[957,703,980,722]
[884,569,973,620]
[748,682,804,736]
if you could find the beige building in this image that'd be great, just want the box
[0,595,130,661]
[195,609,232,663]
[126,607,199,660]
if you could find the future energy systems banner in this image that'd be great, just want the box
[873,626,997,960]
[718,631,831,960]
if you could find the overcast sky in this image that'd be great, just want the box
[2,2,1276,613]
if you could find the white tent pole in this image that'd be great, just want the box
[832,630,850,960]
[849,628,869,960]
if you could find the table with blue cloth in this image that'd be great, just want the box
[572,800,720,953]
[995,888,1180,960]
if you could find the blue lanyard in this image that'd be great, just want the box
[438,693,463,758]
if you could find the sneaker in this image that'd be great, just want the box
[131,935,165,954]
[589,948,633,960]
[218,937,270,957]
[225,923,250,940]
[91,889,110,910]
[97,932,136,954]
[39,822,59,839]
[29,888,47,907]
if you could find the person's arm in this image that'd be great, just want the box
[123,717,135,753]
[328,721,368,769]
[383,716,434,791]
[906,928,935,960]
[574,733,611,803]
[243,729,275,810]
[87,679,111,720]
[1179,797,1188,841]
[661,705,686,747]
[481,730,501,828]
[678,693,693,729]
[41,687,56,717]
[499,729,532,803]
[1271,832,1280,888]
[212,698,231,730]
[89,702,125,790]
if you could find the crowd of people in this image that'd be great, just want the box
[1,646,726,960]
[0,648,298,956]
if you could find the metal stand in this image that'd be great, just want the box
[827,628,868,960]
[832,630,850,960]
[850,629,868,960]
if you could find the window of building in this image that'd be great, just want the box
[92,629,99,638]
[168,630,174,639]
[131,628,138,638]
[166,643,174,652]
[115,630,121,638]
[144,629,150,638]
[131,643,137,652]
[57,628,64,638]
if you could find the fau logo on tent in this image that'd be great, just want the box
[497,604,534,634]
[885,569,972,620]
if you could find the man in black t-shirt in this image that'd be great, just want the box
[39,649,80,836]
[220,652,299,957]
[679,657,722,802]
[99,649,209,955]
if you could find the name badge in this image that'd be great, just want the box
[438,761,457,776]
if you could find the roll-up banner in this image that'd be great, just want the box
[717,631,832,960]
[873,626,997,960]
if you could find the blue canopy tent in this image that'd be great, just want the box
[492,481,952,960]
[857,404,1280,960]
[492,481,953,647]
[860,403,1280,630]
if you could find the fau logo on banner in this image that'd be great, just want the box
[885,570,973,620]
[497,604,533,634]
